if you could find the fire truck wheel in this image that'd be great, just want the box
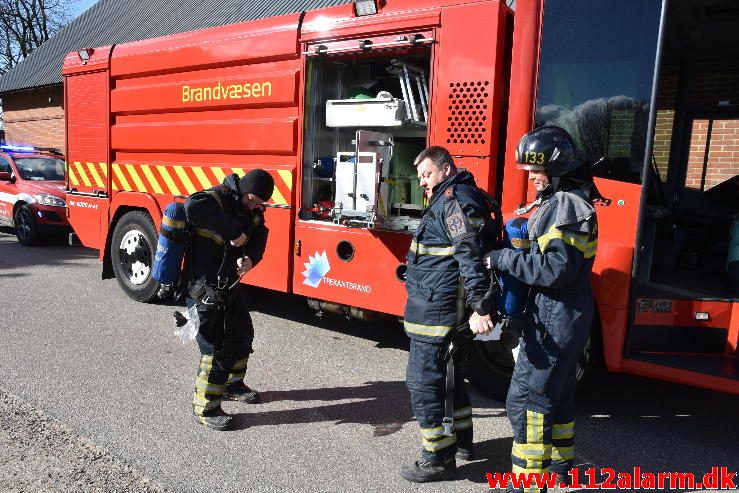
[465,321,603,402]
[110,211,159,302]
[14,205,39,246]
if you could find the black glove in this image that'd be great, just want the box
[485,249,503,270]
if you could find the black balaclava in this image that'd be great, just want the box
[238,169,275,202]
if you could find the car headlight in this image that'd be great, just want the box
[35,193,66,207]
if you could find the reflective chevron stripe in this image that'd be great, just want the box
[66,161,293,206]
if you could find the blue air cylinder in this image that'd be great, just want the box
[496,217,530,316]
[152,202,188,286]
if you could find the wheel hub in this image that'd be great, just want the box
[119,229,151,285]
[16,209,31,240]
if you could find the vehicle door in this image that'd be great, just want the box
[0,155,15,226]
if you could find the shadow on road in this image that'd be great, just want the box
[231,380,413,435]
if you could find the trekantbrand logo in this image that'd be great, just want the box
[301,250,373,293]
[302,251,331,288]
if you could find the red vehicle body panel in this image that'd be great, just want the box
[63,0,737,395]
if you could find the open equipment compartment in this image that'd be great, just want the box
[300,47,432,232]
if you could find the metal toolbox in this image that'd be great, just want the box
[326,97,406,127]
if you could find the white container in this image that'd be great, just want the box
[326,98,407,127]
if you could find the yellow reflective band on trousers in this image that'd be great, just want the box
[162,215,186,229]
[194,227,224,246]
[226,357,249,385]
[552,446,574,461]
[526,410,545,445]
[512,464,549,493]
[403,321,453,338]
[552,421,574,440]
[453,406,472,419]
[195,376,224,394]
[512,442,552,469]
[453,405,473,431]
[537,224,597,259]
[410,240,456,256]
[510,409,551,492]
[552,420,575,461]
[420,426,444,439]
[193,355,224,416]
[421,425,457,453]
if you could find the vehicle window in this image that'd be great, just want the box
[0,156,11,174]
[534,0,662,184]
[15,157,65,181]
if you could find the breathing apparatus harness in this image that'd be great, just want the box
[173,188,250,328]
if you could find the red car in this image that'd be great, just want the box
[0,145,71,245]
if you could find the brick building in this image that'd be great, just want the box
[0,0,350,152]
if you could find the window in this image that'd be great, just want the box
[0,156,11,174]
[534,0,662,184]
[15,157,65,181]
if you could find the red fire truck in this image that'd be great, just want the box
[63,0,738,398]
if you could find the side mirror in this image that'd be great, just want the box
[0,171,13,182]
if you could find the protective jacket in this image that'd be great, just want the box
[489,185,597,341]
[184,174,268,288]
[404,170,491,343]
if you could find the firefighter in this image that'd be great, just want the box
[184,169,274,431]
[485,126,601,491]
[401,146,495,483]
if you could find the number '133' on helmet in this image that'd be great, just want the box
[515,126,583,177]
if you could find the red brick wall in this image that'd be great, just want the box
[653,67,679,181]
[1,85,65,152]
[686,118,739,190]
[692,61,739,107]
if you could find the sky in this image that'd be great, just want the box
[73,0,98,17]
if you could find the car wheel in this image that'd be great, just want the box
[465,319,602,402]
[110,211,159,302]
[14,204,39,246]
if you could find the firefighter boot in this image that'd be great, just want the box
[223,382,260,404]
[400,457,458,483]
[193,406,233,431]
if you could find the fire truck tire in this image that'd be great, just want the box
[110,211,159,302]
[14,205,39,246]
[465,320,602,402]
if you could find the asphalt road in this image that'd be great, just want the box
[0,231,737,493]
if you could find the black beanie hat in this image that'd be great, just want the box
[239,169,275,202]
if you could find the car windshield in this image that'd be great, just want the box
[15,157,65,181]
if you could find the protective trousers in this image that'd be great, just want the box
[505,323,588,492]
[191,286,254,417]
[406,339,472,464]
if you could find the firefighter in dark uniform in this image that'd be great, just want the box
[401,146,496,483]
[486,126,602,491]
[184,169,274,431]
